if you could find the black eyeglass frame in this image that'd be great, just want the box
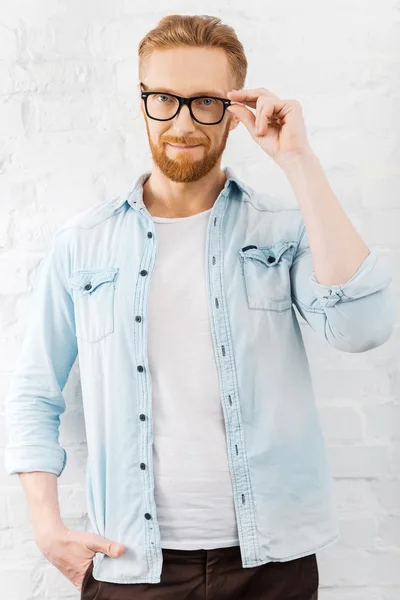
[140,82,233,125]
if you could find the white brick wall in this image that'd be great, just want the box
[0,2,399,598]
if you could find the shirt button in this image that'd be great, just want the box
[137,365,144,372]
[140,269,148,276]
[144,513,152,520]
[139,414,146,421]
[135,316,142,323]
[267,256,275,264]
[140,463,146,470]
[84,283,92,290]
[147,232,153,238]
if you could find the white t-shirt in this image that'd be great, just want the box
[147,207,240,550]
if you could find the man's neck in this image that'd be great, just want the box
[142,166,227,218]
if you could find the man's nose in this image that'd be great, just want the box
[171,104,197,134]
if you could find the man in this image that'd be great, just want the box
[4,14,395,600]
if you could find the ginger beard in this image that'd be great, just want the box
[144,115,232,183]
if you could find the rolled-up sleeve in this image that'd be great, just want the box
[4,230,77,477]
[290,222,397,352]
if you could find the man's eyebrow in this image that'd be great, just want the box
[141,83,225,97]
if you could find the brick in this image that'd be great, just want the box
[364,405,400,442]
[329,446,392,478]
[319,406,364,445]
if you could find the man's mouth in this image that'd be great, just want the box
[167,143,202,149]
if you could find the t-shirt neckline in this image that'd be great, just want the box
[151,207,213,223]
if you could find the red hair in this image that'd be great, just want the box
[138,14,247,90]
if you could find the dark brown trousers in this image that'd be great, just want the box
[81,545,319,600]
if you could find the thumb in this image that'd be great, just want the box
[85,533,125,558]
[227,104,256,137]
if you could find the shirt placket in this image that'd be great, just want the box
[133,211,163,579]
[206,191,260,567]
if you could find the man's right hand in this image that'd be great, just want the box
[36,526,125,591]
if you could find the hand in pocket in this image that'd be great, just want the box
[35,526,125,591]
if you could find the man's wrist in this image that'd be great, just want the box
[276,144,317,172]
[34,521,68,549]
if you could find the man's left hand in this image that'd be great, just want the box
[226,88,313,165]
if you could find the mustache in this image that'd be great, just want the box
[161,136,210,147]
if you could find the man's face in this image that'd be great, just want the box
[139,47,240,183]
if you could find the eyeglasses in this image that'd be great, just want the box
[140,82,233,125]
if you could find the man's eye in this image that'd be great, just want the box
[156,95,172,103]
[199,98,215,106]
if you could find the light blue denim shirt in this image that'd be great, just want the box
[4,166,396,584]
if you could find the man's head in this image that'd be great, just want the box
[137,15,247,183]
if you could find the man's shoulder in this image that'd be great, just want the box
[241,182,297,213]
[240,183,304,241]
[53,195,126,239]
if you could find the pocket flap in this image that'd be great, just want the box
[239,240,296,267]
[68,268,118,294]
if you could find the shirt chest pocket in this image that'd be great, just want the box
[239,240,297,311]
[68,268,119,342]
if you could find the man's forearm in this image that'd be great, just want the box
[279,149,370,286]
[19,472,66,547]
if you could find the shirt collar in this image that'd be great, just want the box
[113,166,251,212]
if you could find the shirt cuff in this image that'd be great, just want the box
[4,445,67,477]
[309,249,393,309]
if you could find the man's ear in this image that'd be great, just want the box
[137,83,144,116]
[228,113,241,132]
